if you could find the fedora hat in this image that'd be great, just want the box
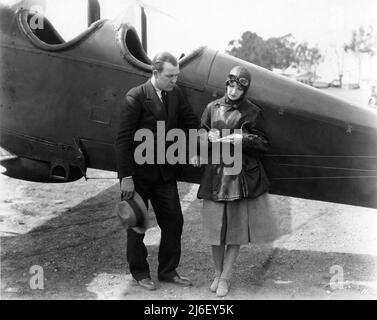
[114,192,150,234]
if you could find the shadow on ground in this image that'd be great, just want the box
[1,182,376,300]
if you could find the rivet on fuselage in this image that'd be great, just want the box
[346,124,353,133]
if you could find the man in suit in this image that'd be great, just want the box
[115,52,200,290]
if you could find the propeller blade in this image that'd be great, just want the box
[87,0,100,26]
[141,6,147,52]
[110,0,176,54]
[136,0,176,20]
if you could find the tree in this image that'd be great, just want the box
[265,34,297,70]
[227,31,322,73]
[333,45,345,87]
[294,42,323,75]
[227,31,271,69]
[344,26,377,84]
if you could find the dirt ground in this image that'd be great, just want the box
[1,168,377,300]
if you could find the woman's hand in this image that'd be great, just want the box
[208,129,221,142]
[190,155,205,167]
[218,133,243,145]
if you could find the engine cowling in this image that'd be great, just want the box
[0,157,83,183]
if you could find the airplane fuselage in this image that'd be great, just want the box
[1,5,377,208]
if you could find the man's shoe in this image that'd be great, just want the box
[137,278,156,291]
[159,275,192,287]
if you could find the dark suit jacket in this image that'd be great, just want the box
[115,80,200,182]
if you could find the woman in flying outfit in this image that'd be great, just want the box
[194,66,276,297]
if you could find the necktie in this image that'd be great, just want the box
[161,90,168,116]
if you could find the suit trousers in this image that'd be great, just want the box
[126,175,184,281]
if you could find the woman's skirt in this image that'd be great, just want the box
[201,193,287,245]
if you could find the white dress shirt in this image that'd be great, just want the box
[151,76,163,102]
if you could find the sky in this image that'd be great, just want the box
[2,0,377,81]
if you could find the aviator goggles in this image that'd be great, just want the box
[227,74,250,87]
[226,74,249,90]
[226,79,248,91]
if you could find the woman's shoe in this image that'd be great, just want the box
[210,277,220,292]
[216,278,230,297]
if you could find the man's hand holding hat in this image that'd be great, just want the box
[120,176,135,200]
[114,191,150,234]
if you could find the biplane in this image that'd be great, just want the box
[0,1,376,209]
